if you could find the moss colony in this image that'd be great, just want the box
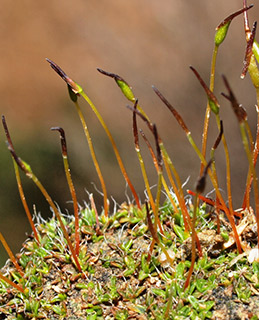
[1,2,259,319]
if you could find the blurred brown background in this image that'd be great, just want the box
[0,0,257,265]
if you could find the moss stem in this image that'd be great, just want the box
[74,101,109,218]
[80,91,141,209]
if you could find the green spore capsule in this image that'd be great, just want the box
[208,98,219,115]
[116,78,135,102]
[214,21,230,46]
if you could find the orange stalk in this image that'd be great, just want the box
[139,129,180,215]
[80,90,141,209]
[146,202,174,267]
[2,115,40,245]
[73,100,109,218]
[184,160,212,289]
[13,160,40,245]
[0,232,24,277]
[2,117,82,272]
[132,101,157,220]
[51,127,80,256]
[0,272,24,294]
[153,85,242,253]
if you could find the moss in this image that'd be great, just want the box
[1,2,259,319]
[0,203,259,319]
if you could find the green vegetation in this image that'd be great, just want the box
[0,1,259,319]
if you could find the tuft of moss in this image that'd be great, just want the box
[1,2,259,319]
[0,201,255,319]
[1,202,259,319]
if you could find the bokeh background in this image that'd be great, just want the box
[0,0,258,266]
